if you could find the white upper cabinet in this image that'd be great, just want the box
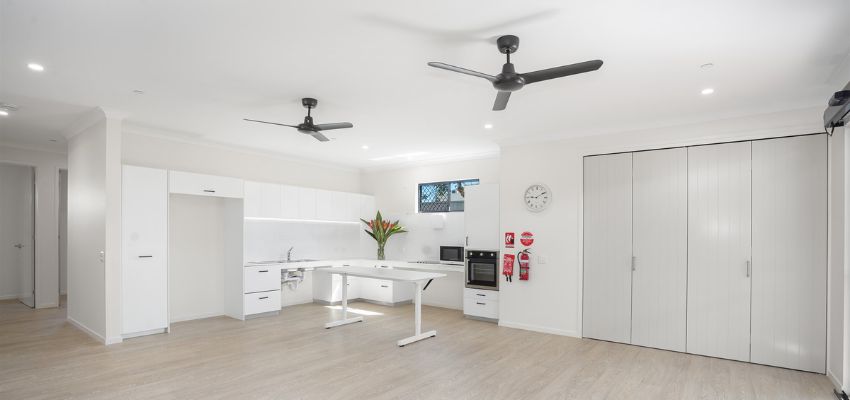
[244,181,282,218]
[281,185,300,219]
[298,188,317,220]
[315,189,333,221]
[169,171,244,198]
[358,194,376,222]
[464,184,500,250]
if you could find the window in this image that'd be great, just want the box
[418,179,480,213]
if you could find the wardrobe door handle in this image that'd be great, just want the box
[631,256,636,271]
[746,260,751,278]
[138,255,153,258]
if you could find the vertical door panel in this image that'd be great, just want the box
[751,135,827,373]
[122,166,168,335]
[583,153,633,344]
[687,142,752,362]
[632,148,688,352]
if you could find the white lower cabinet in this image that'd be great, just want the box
[244,291,281,315]
[312,267,413,305]
[463,288,498,320]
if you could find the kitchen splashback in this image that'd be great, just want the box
[244,220,369,262]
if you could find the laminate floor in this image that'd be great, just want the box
[0,298,835,399]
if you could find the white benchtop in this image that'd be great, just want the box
[246,259,465,274]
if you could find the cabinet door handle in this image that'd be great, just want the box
[476,302,486,305]
[476,293,485,297]
[380,285,389,288]
[746,260,751,278]
[138,255,153,258]
[466,236,469,246]
[631,256,636,271]
[203,189,216,193]
[259,296,269,300]
[258,270,269,273]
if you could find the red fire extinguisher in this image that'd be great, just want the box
[518,249,531,281]
[503,253,516,282]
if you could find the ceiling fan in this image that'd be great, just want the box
[428,35,603,111]
[244,98,353,142]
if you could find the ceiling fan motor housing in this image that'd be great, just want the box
[497,35,520,54]
[493,63,525,91]
[302,97,318,108]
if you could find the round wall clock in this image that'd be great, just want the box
[524,184,551,212]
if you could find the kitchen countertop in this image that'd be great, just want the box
[245,259,464,273]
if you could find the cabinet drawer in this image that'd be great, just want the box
[244,266,281,293]
[244,290,281,315]
[463,297,499,319]
[363,279,393,303]
[464,288,499,301]
[169,171,244,198]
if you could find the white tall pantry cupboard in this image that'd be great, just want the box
[582,134,827,373]
[464,184,500,250]
[122,166,169,337]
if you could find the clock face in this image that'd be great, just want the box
[524,184,551,212]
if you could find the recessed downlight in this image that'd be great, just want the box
[361,145,369,150]
[0,110,8,117]
[27,63,45,72]
[484,123,493,129]
[700,63,714,70]
[701,88,715,95]
[132,89,145,95]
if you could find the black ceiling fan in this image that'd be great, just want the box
[428,35,603,111]
[244,98,353,142]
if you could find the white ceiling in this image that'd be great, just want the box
[1,0,849,167]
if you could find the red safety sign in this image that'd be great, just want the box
[505,232,515,248]
[520,231,534,246]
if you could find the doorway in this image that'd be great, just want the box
[59,169,68,299]
[0,163,36,308]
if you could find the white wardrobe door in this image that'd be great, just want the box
[687,142,752,362]
[122,166,169,335]
[751,135,827,373]
[583,153,633,344]
[631,148,688,352]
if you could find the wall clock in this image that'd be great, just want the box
[524,184,551,212]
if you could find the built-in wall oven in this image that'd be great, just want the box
[440,246,464,263]
[466,250,499,290]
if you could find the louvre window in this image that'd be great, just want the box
[418,179,480,213]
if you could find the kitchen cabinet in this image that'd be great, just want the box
[315,189,333,221]
[298,188,317,220]
[463,288,498,320]
[464,183,500,250]
[243,181,282,218]
[687,141,752,363]
[241,264,282,317]
[750,135,826,373]
[313,266,413,305]
[122,165,169,337]
[281,185,300,219]
[582,153,633,345]
[169,170,243,198]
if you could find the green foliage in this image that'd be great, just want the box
[360,210,407,246]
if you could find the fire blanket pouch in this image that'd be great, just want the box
[503,253,516,282]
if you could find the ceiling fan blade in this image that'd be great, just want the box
[310,132,331,142]
[521,60,603,84]
[492,91,511,111]
[243,118,299,128]
[314,122,353,131]
[427,62,496,82]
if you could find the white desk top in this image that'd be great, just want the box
[327,266,446,282]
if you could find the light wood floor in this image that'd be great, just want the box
[0,298,835,400]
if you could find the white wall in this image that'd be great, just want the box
[829,128,845,388]
[361,157,500,215]
[361,157,499,260]
[244,220,363,262]
[498,106,824,337]
[67,119,108,340]
[122,131,361,193]
[0,144,67,308]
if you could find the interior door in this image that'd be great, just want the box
[687,142,752,362]
[583,153,633,344]
[751,135,827,373]
[0,164,36,308]
[122,165,169,335]
[631,148,687,352]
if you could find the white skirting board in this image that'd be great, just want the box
[498,320,579,338]
[67,316,106,344]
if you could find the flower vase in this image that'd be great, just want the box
[377,243,386,260]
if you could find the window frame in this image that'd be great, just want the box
[417,178,480,213]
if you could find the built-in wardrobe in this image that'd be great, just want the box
[582,134,827,373]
